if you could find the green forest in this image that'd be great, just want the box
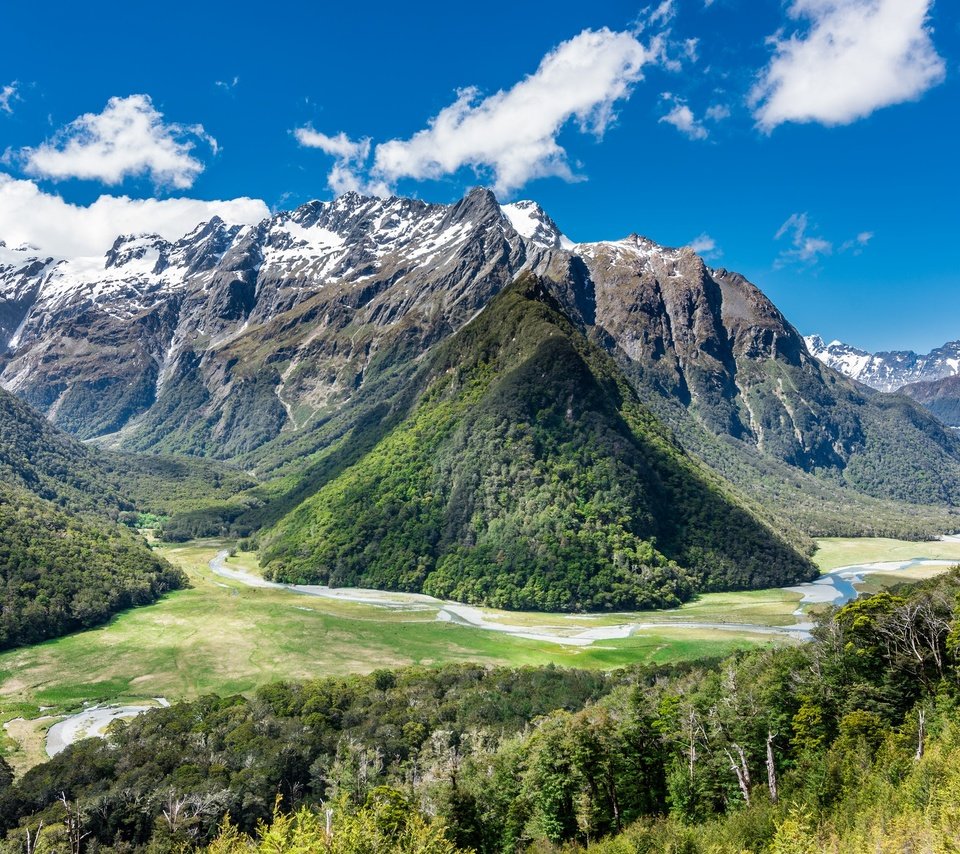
[260,279,816,611]
[3,570,960,852]
[0,389,252,648]
[0,484,184,648]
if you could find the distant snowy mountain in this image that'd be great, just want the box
[805,334,960,393]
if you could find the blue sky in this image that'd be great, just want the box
[0,0,957,352]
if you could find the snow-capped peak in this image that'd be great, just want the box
[806,334,960,392]
[501,200,574,251]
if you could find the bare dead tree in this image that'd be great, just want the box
[161,791,190,833]
[878,595,951,684]
[678,701,709,783]
[685,706,698,781]
[59,792,90,854]
[724,744,751,805]
[358,743,384,792]
[429,729,463,790]
[24,821,42,854]
[916,708,927,762]
[915,595,951,675]
[766,730,779,803]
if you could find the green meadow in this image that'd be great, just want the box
[812,535,960,570]
[3,534,958,774]
[0,541,776,772]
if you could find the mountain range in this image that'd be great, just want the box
[2,187,959,621]
[805,335,960,426]
[804,335,960,393]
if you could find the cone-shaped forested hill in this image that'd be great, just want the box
[260,276,816,611]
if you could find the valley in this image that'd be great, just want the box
[1,0,957,843]
[2,190,960,852]
[4,535,959,778]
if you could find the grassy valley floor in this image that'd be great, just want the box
[3,536,960,775]
[812,535,960,569]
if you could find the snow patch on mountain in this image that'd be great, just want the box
[806,334,960,392]
[501,200,574,251]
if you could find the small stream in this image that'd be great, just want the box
[45,699,170,757]
[785,558,956,611]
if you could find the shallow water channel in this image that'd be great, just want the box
[44,553,957,757]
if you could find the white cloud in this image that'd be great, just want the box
[303,28,659,197]
[751,0,945,130]
[215,76,239,91]
[0,173,268,258]
[0,82,19,114]
[775,212,833,266]
[298,24,685,198]
[688,232,722,259]
[20,94,218,189]
[840,230,874,254]
[295,127,370,161]
[648,0,677,26]
[775,213,875,267]
[659,95,708,140]
[293,127,391,196]
[705,104,731,122]
[325,163,393,198]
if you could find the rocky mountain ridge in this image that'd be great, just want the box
[805,334,960,393]
[0,189,551,443]
[3,188,960,514]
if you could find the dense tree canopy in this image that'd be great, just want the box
[0,486,184,649]
[261,279,815,611]
[0,388,198,648]
[5,572,960,851]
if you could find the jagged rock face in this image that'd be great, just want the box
[567,238,858,469]
[0,187,949,479]
[0,189,551,449]
[805,335,960,393]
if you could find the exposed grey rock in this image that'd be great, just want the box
[1,185,956,499]
[805,334,960,393]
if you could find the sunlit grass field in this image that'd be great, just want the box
[812,536,960,571]
[3,534,957,774]
[0,541,776,772]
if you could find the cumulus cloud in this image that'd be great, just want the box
[687,232,722,259]
[295,127,370,161]
[659,95,708,140]
[751,0,945,130]
[0,173,268,258]
[705,104,731,122]
[294,127,391,196]
[20,94,218,189]
[298,27,663,197]
[375,28,657,195]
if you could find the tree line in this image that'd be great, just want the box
[3,571,960,851]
